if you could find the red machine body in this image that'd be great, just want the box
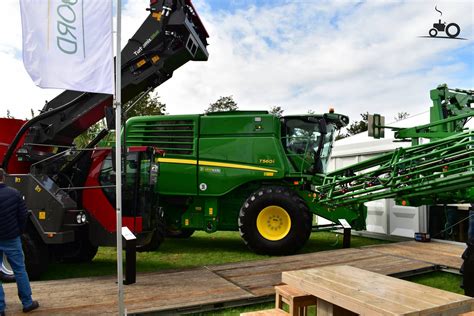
[0,118,30,173]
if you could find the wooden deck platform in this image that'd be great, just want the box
[2,240,466,315]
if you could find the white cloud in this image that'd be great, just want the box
[0,0,472,125]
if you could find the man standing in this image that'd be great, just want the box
[0,168,39,314]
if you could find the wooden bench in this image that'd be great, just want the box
[241,308,289,316]
[275,284,317,315]
[240,284,317,316]
[282,265,474,315]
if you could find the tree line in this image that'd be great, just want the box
[3,93,409,146]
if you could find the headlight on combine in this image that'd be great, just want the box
[76,212,87,224]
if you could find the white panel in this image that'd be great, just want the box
[316,216,333,225]
[388,199,420,238]
[335,156,358,169]
[365,199,388,234]
[327,157,337,172]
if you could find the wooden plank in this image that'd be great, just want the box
[283,266,474,316]
[365,241,465,269]
[240,308,289,316]
[3,267,254,315]
[1,240,463,315]
[275,284,312,299]
[348,255,434,276]
[211,249,386,296]
[212,250,433,297]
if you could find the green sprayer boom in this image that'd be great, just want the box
[315,130,474,207]
[313,84,474,208]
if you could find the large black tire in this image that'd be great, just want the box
[60,235,99,263]
[238,186,312,255]
[22,231,49,281]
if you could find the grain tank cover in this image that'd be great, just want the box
[200,112,278,136]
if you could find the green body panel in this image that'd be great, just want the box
[198,114,286,195]
[159,163,197,195]
[125,111,355,232]
[127,115,199,195]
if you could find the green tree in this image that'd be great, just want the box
[74,93,166,148]
[394,112,409,121]
[269,106,284,117]
[74,120,106,148]
[205,96,238,113]
[124,92,167,118]
[346,112,368,136]
[336,112,369,140]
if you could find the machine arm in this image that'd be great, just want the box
[3,0,208,170]
[396,84,474,141]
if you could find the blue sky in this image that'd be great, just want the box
[0,0,473,123]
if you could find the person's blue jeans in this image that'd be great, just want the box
[0,236,33,312]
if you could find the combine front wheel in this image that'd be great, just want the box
[238,186,312,255]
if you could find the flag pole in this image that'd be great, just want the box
[114,0,124,315]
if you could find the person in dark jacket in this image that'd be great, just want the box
[0,168,39,315]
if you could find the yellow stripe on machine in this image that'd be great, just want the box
[157,158,197,165]
[156,157,278,173]
[199,160,278,173]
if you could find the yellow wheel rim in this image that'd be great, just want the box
[256,206,291,241]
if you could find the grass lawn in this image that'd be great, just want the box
[41,231,388,280]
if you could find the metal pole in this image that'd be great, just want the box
[114,0,124,315]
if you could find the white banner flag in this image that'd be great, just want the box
[20,0,113,94]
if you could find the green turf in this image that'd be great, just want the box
[405,271,463,295]
[41,231,388,280]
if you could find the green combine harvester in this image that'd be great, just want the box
[123,84,474,255]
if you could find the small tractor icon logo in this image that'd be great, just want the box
[428,6,461,39]
[429,19,461,38]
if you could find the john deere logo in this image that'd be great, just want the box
[420,6,466,40]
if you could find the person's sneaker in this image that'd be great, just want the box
[22,301,39,313]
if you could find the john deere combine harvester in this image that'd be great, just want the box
[124,84,474,255]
